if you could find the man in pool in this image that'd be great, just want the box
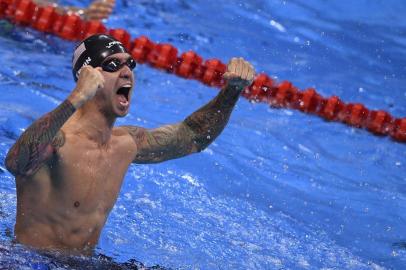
[5,34,255,252]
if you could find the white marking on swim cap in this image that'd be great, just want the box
[76,56,92,78]
[82,56,92,67]
[106,41,123,49]
[72,43,86,67]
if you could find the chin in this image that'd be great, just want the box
[115,110,128,118]
[112,100,131,117]
[115,106,130,117]
[117,112,129,118]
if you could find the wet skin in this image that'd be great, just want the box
[5,54,255,253]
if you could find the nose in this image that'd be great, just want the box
[119,65,133,80]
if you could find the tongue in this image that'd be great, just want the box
[117,94,126,102]
[117,94,128,105]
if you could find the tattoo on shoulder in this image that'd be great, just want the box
[51,130,66,149]
[124,126,146,143]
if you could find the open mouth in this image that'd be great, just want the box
[116,86,131,106]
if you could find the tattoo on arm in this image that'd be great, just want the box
[125,125,195,164]
[184,84,242,151]
[5,100,74,176]
[126,84,242,163]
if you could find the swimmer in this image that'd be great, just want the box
[5,34,255,253]
[33,0,116,21]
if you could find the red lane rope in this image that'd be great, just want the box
[1,0,405,142]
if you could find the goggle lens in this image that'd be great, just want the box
[101,58,137,72]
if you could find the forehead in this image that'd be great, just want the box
[104,52,132,61]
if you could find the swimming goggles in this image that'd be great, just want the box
[101,57,137,72]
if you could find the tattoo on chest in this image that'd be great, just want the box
[51,131,66,149]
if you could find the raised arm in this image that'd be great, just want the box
[127,58,255,164]
[5,66,104,176]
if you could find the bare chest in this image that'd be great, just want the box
[50,138,134,211]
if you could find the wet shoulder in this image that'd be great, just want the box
[113,126,145,146]
[113,126,146,143]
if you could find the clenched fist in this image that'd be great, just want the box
[223,57,255,90]
[69,66,105,109]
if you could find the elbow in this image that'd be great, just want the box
[4,146,28,176]
[5,154,36,177]
[183,122,215,153]
[191,139,210,153]
[5,151,18,176]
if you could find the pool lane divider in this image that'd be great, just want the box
[1,0,405,142]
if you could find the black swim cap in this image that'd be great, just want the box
[72,34,129,81]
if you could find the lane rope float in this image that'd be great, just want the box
[1,0,405,142]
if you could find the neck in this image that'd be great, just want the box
[71,102,117,145]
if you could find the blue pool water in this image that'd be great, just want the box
[1,0,406,269]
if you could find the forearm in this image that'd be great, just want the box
[5,100,75,176]
[183,83,243,151]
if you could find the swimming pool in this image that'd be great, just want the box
[0,0,405,269]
